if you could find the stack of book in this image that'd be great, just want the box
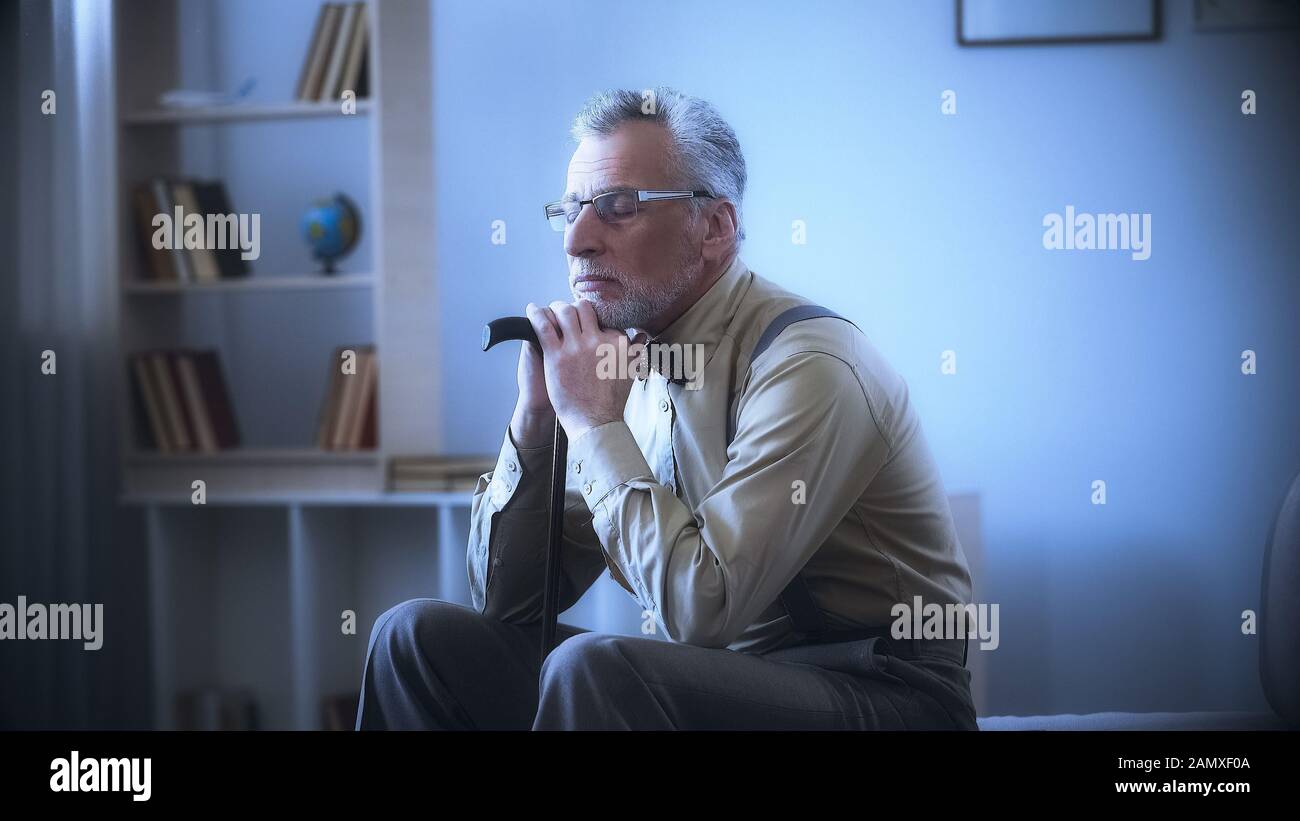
[296,1,370,102]
[316,345,378,451]
[128,350,241,453]
[389,455,495,492]
[131,177,250,283]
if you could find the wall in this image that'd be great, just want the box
[431,0,1300,715]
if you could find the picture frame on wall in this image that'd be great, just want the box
[957,0,1161,46]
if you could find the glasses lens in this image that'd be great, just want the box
[594,191,638,222]
[545,202,572,232]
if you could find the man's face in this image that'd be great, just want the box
[562,120,705,332]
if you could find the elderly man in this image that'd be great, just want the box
[356,88,976,731]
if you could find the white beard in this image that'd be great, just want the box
[570,244,703,331]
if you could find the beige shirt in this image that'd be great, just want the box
[467,255,973,654]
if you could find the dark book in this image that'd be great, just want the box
[191,180,250,278]
[131,184,177,281]
[355,37,369,99]
[129,354,168,450]
[174,351,219,452]
[359,372,377,449]
[190,350,241,449]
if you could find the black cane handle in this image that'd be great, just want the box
[482,316,538,352]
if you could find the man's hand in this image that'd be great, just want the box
[509,327,555,448]
[525,299,636,442]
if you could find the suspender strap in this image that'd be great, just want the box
[735,305,858,637]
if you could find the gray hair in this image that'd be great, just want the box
[571,87,746,242]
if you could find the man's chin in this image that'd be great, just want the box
[584,298,643,332]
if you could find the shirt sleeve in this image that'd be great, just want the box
[565,350,893,648]
[467,425,608,624]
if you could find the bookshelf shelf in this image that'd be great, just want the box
[121,99,373,126]
[122,274,376,294]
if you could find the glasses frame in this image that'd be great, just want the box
[544,189,716,231]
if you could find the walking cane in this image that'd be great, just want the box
[482,317,567,673]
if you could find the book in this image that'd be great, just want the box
[317,345,377,450]
[190,350,241,449]
[191,180,250,279]
[130,354,172,451]
[320,2,358,101]
[338,2,369,100]
[174,352,219,452]
[128,350,240,452]
[343,348,376,448]
[149,351,192,451]
[150,178,194,283]
[295,3,331,100]
[389,454,495,492]
[316,346,346,448]
[131,184,177,281]
[170,182,222,283]
[299,3,342,102]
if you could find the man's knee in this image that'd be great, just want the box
[367,598,471,665]
[541,632,633,681]
[536,633,644,728]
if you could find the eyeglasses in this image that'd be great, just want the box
[544,189,715,232]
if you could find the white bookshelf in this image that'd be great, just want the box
[113,0,453,729]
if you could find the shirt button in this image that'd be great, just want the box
[572,461,582,475]
[506,460,517,472]
[659,399,670,413]
[583,482,594,496]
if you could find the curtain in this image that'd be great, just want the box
[1,0,149,730]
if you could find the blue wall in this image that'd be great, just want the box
[432,0,1300,715]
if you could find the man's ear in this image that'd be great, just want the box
[700,199,738,262]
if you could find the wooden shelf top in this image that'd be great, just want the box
[121,99,373,125]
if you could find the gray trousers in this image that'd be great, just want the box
[355,598,978,730]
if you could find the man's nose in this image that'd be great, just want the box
[564,203,605,259]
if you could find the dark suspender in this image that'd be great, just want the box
[739,306,970,667]
[732,305,857,637]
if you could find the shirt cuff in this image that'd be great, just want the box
[482,425,554,511]
[566,420,656,512]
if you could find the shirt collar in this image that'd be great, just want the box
[632,254,750,383]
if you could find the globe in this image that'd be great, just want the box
[300,193,361,274]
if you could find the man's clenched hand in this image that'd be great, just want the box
[525,299,637,442]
